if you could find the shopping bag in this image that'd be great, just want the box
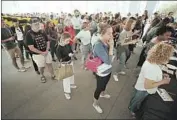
[55,64,73,80]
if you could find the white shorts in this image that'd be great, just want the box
[32,53,52,68]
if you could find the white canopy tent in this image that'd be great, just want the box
[1,1,169,16]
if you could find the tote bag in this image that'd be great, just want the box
[55,64,73,80]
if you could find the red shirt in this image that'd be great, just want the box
[64,26,75,45]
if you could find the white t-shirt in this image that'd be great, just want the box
[135,61,162,94]
[15,27,23,41]
[76,30,91,45]
[91,34,100,47]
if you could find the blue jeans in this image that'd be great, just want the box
[128,89,148,113]
[116,52,126,73]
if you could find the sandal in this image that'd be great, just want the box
[41,76,46,83]
[51,75,56,80]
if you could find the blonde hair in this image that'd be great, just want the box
[147,42,174,64]
[124,19,134,31]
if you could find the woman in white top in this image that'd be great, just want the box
[128,42,174,116]
[75,19,91,69]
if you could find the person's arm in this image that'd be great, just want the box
[26,32,44,54]
[94,43,110,65]
[1,36,15,43]
[144,78,169,89]
[119,32,137,46]
[143,65,170,89]
[74,31,82,44]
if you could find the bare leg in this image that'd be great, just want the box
[12,57,20,70]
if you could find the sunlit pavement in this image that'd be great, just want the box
[1,47,142,119]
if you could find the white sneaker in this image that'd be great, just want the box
[23,66,31,69]
[100,94,111,99]
[71,85,77,89]
[93,103,103,113]
[113,75,119,81]
[18,68,26,72]
[64,93,71,100]
[112,55,115,62]
[118,71,126,75]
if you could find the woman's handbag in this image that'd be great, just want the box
[85,52,102,73]
[55,64,74,80]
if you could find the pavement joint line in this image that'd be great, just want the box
[2,81,57,118]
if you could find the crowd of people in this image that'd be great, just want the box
[1,9,177,118]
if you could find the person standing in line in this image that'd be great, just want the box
[11,20,30,61]
[26,18,55,83]
[64,18,78,60]
[74,19,92,70]
[24,24,40,75]
[1,19,28,72]
[45,21,58,62]
[56,33,77,100]
[71,9,82,52]
[92,24,113,114]
[113,17,137,82]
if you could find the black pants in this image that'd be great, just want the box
[94,73,111,100]
[50,40,57,60]
[137,47,146,67]
[140,24,145,39]
[18,40,29,59]
[29,52,39,72]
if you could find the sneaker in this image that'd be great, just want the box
[93,103,103,113]
[18,68,26,72]
[100,94,111,99]
[84,67,88,71]
[36,71,40,75]
[113,75,119,81]
[51,75,56,80]
[111,55,115,62]
[71,85,77,89]
[118,71,126,75]
[64,93,71,100]
[41,76,47,83]
[23,66,31,69]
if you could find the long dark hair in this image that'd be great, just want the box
[133,16,142,31]
[24,24,31,36]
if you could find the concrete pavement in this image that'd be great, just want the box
[1,47,142,119]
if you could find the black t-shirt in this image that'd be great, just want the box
[1,27,17,50]
[26,30,49,53]
[56,44,73,62]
